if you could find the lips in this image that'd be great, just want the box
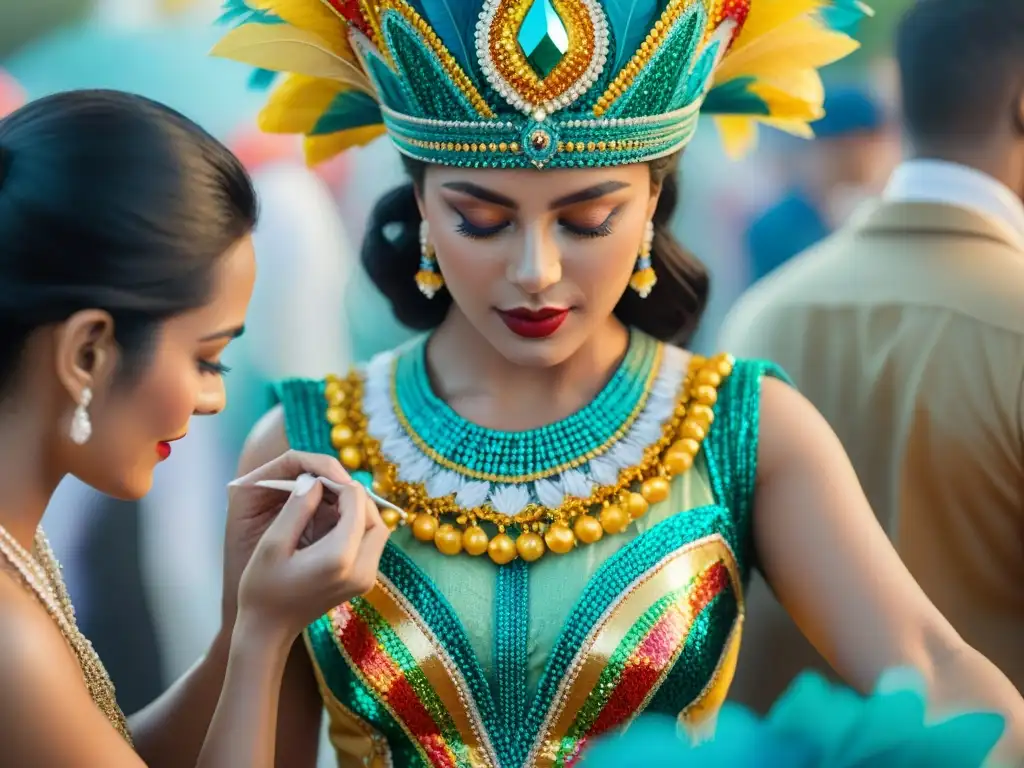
[157,433,187,461]
[497,306,570,339]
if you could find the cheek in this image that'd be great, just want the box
[434,229,503,289]
[563,232,639,295]
[124,357,200,437]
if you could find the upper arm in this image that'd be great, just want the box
[752,378,962,693]
[0,590,144,768]
[239,405,324,767]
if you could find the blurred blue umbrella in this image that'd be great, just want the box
[3,21,262,137]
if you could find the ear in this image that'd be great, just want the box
[646,179,663,224]
[52,310,119,404]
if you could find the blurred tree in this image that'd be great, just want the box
[0,0,94,58]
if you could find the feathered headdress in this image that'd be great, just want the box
[212,0,871,168]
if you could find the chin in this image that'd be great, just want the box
[81,469,155,502]
[489,327,583,369]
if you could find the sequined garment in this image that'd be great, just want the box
[274,332,785,767]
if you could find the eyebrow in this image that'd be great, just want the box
[440,180,630,210]
[200,325,245,342]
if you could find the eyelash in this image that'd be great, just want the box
[199,360,232,376]
[455,208,619,240]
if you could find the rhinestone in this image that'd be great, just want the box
[517,0,570,78]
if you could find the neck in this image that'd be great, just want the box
[0,404,62,551]
[427,310,631,431]
[909,140,1023,196]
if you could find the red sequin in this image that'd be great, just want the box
[334,607,458,768]
[325,0,374,37]
[568,561,732,765]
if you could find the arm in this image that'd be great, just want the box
[754,379,1024,759]
[130,407,323,768]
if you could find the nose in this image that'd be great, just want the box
[194,379,227,416]
[508,224,562,295]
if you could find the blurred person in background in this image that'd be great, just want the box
[744,82,898,283]
[722,0,1024,711]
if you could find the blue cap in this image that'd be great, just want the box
[811,85,885,138]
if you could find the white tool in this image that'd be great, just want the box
[253,477,408,519]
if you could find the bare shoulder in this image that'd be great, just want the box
[239,404,291,475]
[0,575,141,766]
[755,376,846,481]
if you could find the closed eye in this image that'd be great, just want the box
[199,360,232,376]
[560,206,621,238]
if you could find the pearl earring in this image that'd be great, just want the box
[629,221,656,298]
[70,387,92,445]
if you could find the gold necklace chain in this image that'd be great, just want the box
[0,524,132,744]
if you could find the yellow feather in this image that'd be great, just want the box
[249,0,351,54]
[731,0,825,50]
[211,22,374,94]
[304,126,387,165]
[715,16,859,82]
[762,117,816,138]
[753,68,824,108]
[714,116,759,159]
[258,74,344,134]
[748,79,824,121]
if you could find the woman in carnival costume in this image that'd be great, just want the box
[214,0,1024,766]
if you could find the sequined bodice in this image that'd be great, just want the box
[274,334,782,767]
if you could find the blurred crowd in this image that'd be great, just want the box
[1,1,911,764]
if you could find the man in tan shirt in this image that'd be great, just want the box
[721,0,1024,711]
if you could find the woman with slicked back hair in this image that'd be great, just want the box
[0,89,387,767]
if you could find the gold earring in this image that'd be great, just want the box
[629,220,656,298]
[415,221,444,299]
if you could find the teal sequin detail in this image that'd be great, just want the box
[393,329,659,479]
[494,560,529,744]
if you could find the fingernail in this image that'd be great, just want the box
[294,473,317,496]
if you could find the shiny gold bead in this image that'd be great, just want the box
[488,533,518,565]
[694,385,718,406]
[566,141,575,151]
[573,515,604,544]
[381,509,401,530]
[324,380,346,405]
[599,504,629,534]
[499,142,508,151]
[641,476,670,504]
[463,526,490,556]
[372,474,393,496]
[510,142,520,152]
[434,524,463,556]
[326,406,347,425]
[663,451,694,476]
[671,438,701,456]
[597,141,607,150]
[680,420,706,441]
[716,356,734,377]
[412,514,438,542]
[516,532,545,562]
[697,369,722,387]
[626,492,649,519]
[544,524,576,554]
[689,403,715,426]
[330,424,357,448]
[340,445,364,470]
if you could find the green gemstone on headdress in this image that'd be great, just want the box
[517,0,569,79]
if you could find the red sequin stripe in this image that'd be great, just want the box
[567,561,731,764]
[334,605,459,767]
[324,0,374,37]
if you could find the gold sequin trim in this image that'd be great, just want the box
[594,0,702,117]
[377,0,496,117]
[486,0,596,108]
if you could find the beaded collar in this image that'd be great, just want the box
[324,334,733,562]
[365,330,679,516]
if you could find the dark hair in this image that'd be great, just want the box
[0,89,257,394]
[896,0,1024,147]
[360,153,708,344]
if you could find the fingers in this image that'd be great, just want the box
[264,473,325,549]
[232,449,353,488]
[305,482,367,569]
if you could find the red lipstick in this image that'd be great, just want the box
[157,442,172,461]
[498,307,569,339]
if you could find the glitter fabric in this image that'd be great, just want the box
[275,356,790,767]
